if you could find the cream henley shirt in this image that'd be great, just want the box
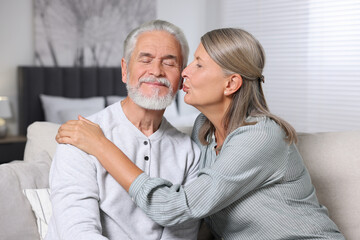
[45,102,201,240]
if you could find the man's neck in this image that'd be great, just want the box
[121,97,165,137]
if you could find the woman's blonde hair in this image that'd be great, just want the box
[199,28,297,145]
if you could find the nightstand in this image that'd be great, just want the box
[0,135,27,164]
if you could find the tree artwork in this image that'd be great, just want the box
[34,0,156,67]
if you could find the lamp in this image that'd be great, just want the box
[0,96,12,138]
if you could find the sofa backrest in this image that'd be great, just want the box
[1,121,358,239]
[24,121,60,162]
[297,131,360,240]
[0,122,59,240]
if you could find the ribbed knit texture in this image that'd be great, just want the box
[130,114,345,239]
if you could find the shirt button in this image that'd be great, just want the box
[144,141,148,145]
[144,156,149,161]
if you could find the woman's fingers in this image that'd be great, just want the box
[78,115,99,127]
[55,134,73,144]
[58,125,77,138]
[57,120,87,142]
[56,128,78,143]
[56,116,104,155]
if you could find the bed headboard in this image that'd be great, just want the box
[18,67,127,135]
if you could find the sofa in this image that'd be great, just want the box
[0,121,359,240]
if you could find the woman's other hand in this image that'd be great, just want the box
[56,115,105,156]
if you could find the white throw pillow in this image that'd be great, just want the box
[40,94,105,124]
[22,188,52,240]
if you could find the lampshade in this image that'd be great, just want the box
[0,97,12,119]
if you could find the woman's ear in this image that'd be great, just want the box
[224,74,242,96]
[121,58,128,83]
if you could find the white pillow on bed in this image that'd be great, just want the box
[40,94,105,124]
[106,95,126,106]
[58,108,101,123]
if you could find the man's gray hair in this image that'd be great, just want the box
[123,20,189,70]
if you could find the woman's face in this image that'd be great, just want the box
[182,43,228,110]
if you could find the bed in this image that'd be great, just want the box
[18,66,127,135]
[17,66,197,137]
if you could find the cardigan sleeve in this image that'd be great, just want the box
[129,118,289,227]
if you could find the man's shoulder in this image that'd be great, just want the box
[86,105,110,123]
[53,144,93,164]
[86,104,122,132]
[50,143,98,181]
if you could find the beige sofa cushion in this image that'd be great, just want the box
[2,121,359,239]
[297,131,360,240]
[0,151,51,240]
[0,121,58,240]
[24,121,60,162]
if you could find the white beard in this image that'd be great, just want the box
[126,76,175,110]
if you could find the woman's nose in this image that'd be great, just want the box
[181,65,190,78]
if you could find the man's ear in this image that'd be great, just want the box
[121,58,128,83]
[224,74,242,96]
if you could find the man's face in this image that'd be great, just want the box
[122,30,182,110]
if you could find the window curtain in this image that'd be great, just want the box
[221,0,360,132]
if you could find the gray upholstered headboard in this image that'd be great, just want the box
[18,67,127,135]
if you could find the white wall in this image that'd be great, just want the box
[0,0,220,135]
[157,0,220,59]
[156,0,220,115]
[0,0,34,135]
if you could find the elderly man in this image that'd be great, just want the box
[45,20,201,240]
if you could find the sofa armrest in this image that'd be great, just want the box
[297,131,360,240]
[0,150,51,240]
[24,121,60,162]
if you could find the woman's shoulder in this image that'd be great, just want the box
[226,116,286,147]
[193,113,207,130]
[191,115,288,149]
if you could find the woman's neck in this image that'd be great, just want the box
[214,127,226,155]
[198,105,228,150]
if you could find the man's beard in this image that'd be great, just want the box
[126,76,175,110]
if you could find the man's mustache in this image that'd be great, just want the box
[138,77,171,88]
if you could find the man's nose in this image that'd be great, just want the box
[149,61,164,77]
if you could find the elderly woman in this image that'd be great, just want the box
[57,28,344,239]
